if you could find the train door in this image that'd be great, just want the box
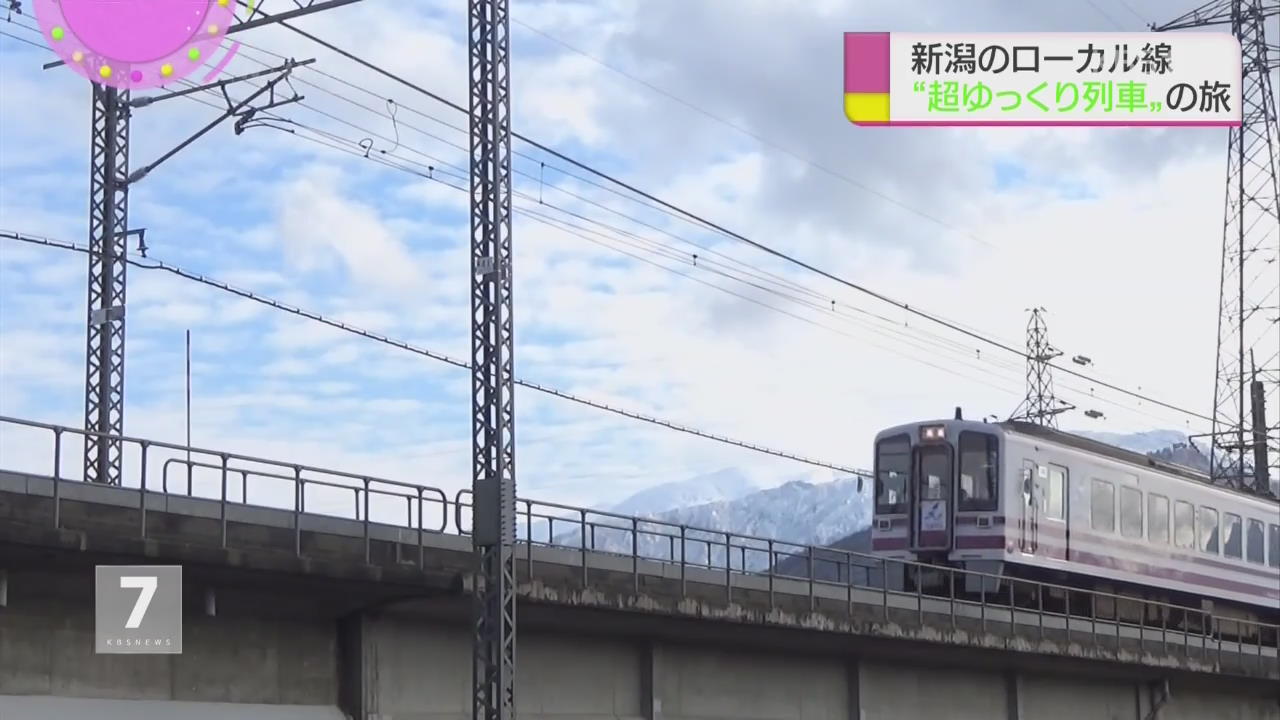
[912,442,953,551]
[1019,459,1041,553]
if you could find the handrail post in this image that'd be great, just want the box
[980,579,987,635]
[52,427,63,530]
[679,526,687,595]
[138,441,149,539]
[1216,620,1223,667]
[1114,594,1121,656]
[362,478,371,564]
[767,539,775,608]
[417,489,425,570]
[881,558,890,624]
[918,568,924,627]
[1090,592,1097,644]
[1036,582,1044,643]
[525,501,534,580]
[1065,591,1071,646]
[808,545,816,612]
[1201,610,1208,659]
[632,516,639,594]
[580,509,588,587]
[219,453,229,548]
[725,533,732,604]
[293,466,303,557]
[1138,600,1146,655]
[1007,579,1015,640]
[846,553,854,616]
[1160,604,1167,653]
[949,568,956,632]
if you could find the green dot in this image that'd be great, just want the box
[187,47,201,61]
[51,26,65,41]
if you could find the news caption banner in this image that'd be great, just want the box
[844,32,1242,127]
[95,565,183,654]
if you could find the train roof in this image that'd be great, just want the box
[875,417,1278,506]
[999,420,1279,506]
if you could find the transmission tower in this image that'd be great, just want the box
[1010,308,1074,428]
[1154,0,1280,494]
[83,85,130,485]
[60,0,359,484]
[468,0,517,716]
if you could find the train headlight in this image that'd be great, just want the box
[919,425,946,442]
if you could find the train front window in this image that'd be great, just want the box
[917,445,950,502]
[875,435,910,515]
[958,432,997,511]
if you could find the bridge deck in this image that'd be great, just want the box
[1,461,1275,683]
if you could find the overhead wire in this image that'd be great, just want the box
[160,60,1039,393]
[1,14,1213,435]
[178,87,1045,401]
[0,229,872,478]
[153,53,1209,433]
[188,97,1205,434]
[235,14,1218,426]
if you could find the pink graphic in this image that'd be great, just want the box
[34,0,240,90]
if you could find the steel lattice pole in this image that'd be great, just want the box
[1203,0,1280,490]
[84,84,130,485]
[468,0,516,715]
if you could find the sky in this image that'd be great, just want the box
[0,0,1271,511]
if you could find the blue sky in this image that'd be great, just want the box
[0,0,1247,509]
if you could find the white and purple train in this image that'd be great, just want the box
[871,412,1280,629]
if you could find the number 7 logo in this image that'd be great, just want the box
[120,576,158,629]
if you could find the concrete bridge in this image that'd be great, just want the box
[0,415,1277,720]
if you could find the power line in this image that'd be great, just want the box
[158,69,1036,397]
[1113,0,1149,24]
[256,18,1217,426]
[201,99,1044,401]
[166,64,1208,433]
[0,229,871,478]
[3,14,1213,431]
[229,36,1037,355]
[1084,0,1127,29]
[509,17,998,251]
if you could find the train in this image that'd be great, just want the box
[870,410,1280,632]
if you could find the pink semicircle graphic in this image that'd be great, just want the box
[34,0,237,90]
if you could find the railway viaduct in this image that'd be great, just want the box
[0,418,1277,720]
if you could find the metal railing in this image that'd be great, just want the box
[1,414,1276,673]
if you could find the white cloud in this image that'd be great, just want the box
[0,0,1265,516]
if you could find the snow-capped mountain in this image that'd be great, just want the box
[555,475,872,571]
[1071,429,1190,454]
[606,467,762,517]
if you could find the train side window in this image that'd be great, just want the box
[1174,500,1195,549]
[1223,513,1242,559]
[1147,494,1169,544]
[1269,524,1280,568]
[1198,506,1219,555]
[1119,486,1142,539]
[1043,465,1066,520]
[957,432,998,512]
[1090,479,1115,533]
[1245,519,1264,564]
